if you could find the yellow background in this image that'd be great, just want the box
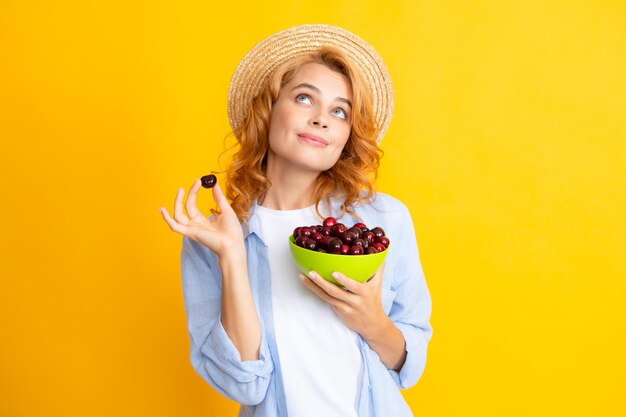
[1,1,625,416]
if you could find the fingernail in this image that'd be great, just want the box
[307,271,316,280]
[331,272,340,280]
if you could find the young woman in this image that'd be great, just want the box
[160,24,432,417]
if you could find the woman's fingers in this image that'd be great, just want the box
[212,183,236,215]
[300,273,350,307]
[159,207,187,234]
[173,187,190,225]
[330,271,364,295]
[306,271,356,303]
[185,179,202,219]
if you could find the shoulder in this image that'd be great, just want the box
[354,192,411,219]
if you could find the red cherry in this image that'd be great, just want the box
[376,236,390,248]
[328,238,342,254]
[362,231,375,244]
[366,246,378,254]
[340,230,357,245]
[331,223,347,237]
[340,244,350,255]
[303,238,317,251]
[320,226,332,236]
[373,242,386,252]
[353,238,366,248]
[323,217,337,228]
[354,222,366,229]
[293,227,302,238]
[295,235,308,247]
[311,232,324,242]
[349,245,364,255]
[319,235,333,248]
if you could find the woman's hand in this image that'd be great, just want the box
[159,178,244,258]
[300,264,388,340]
[301,264,408,371]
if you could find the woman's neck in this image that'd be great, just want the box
[261,158,319,210]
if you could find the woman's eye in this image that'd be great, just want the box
[296,94,311,104]
[332,108,347,119]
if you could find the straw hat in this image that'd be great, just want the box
[227,24,394,144]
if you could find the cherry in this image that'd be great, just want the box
[362,231,375,244]
[349,245,364,255]
[200,174,217,188]
[354,222,366,229]
[340,230,357,244]
[370,227,385,238]
[303,238,317,251]
[331,223,347,237]
[340,244,350,255]
[295,235,308,247]
[327,238,342,254]
[376,236,390,248]
[372,242,386,252]
[323,217,337,228]
[311,232,324,242]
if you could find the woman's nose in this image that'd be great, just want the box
[310,113,328,129]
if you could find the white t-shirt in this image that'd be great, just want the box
[254,204,362,417]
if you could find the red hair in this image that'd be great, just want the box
[222,47,382,222]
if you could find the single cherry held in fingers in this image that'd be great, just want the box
[200,174,217,188]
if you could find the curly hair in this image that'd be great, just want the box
[223,46,383,223]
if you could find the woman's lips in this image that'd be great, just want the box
[297,133,328,147]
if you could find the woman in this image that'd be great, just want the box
[160,24,432,417]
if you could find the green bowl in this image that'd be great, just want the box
[288,235,389,285]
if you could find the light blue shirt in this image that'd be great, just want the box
[180,192,433,417]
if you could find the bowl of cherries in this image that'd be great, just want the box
[288,217,390,285]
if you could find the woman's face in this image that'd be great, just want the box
[267,62,353,174]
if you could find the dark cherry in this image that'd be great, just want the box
[311,232,324,242]
[340,230,357,244]
[293,227,302,238]
[319,235,333,248]
[366,246,379,254]
[331,223,347,237]
[323,217,337,228]
[299,227,313,238]
[362,231,375,244]
[295,235,308,247]
[372,242,386,252]
[370,227,385,238]
[200,174,217,188]
[376,236,390,248]
[303,238,317,251]
[348,226,362,238]
[327,238,342,254]
[340,244,350,255]
[320,226,332,236]
[349,245,364,255]
[353,238,367,248]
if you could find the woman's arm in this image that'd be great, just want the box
[219,245,262,361]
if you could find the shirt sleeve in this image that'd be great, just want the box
[180,236,274,405]
[384,201,433,389]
